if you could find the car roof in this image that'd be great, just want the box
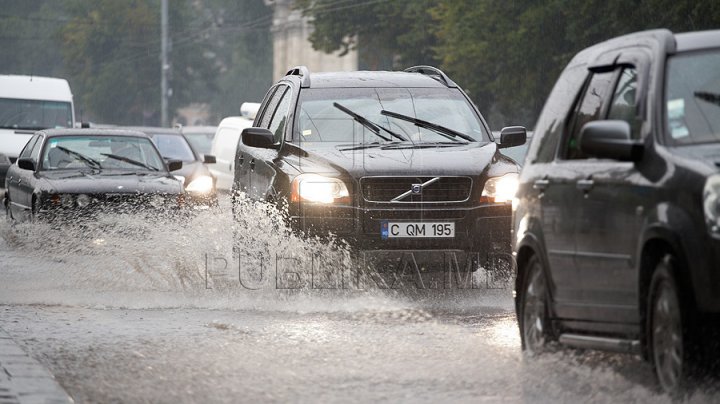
[120,126,180,136]
[566,29,720,69]
[292,71,450,89]
[39,128,151,138]
[674,30,720,52]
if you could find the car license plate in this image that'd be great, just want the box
[381,221,455,239]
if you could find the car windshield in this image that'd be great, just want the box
[41,135,164,172]
[295,87,489,144]
[183,132,214,155]
[0,98,73,130]
[665,48,720,144]
[150,133,196,162]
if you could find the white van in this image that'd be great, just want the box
[209,103,259,191]
[0,75,75,187]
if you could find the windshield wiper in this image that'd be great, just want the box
[695,91,720,107]
[56,146,102,169]
[101,153,159,171]
[380,110,475,142]
[333,102,408,142]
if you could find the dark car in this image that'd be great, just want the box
[233,65,526,270]
[124,127,218,207]
[180,125,217,156]
[3,129,184,221]
[513,29,720,394]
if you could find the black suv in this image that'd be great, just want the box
[513,29,720,393]
[233,66,526,270]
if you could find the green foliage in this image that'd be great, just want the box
[299,0,720,128]
[0,0,272,125]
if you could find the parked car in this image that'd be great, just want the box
[180,125,216,156]
[513,29,720,394]
[3,129,183,221]
[234,65,526,270]
[124,127,218,207]
[499,131,533,166]
[0,75,75,188]
[209,102,260,191]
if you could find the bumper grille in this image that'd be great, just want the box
[360,176,472,203]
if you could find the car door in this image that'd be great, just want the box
[7,134,39,218]
[248,84,292,201]
[573,51,652,324]
[545,66,618,320]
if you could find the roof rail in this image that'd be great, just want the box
[285,65,311,88]
[404,65,457,88]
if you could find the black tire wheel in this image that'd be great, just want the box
[520,255,552,354]
[648,256,693,395]
[4,196,13,222]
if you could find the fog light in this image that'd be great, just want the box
[76,194,91,207]
[60,194,74,208]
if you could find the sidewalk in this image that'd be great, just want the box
[0,328,72,404]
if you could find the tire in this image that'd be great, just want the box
[519,255,552,354]
[4,197,12,222]
[647,256,693,395]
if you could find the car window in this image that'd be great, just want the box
[562,70,616,159]
[268,87,291,143]
[258,86,284,129]
[150,134,196,162]
[665,49,720,144]
[41,135,164,171]
[30,134,44,158]
[19,134,39,159]
[529,65,587,164]
[607,67,640,138]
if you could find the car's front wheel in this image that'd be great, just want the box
[648,256,693,395]
[520,255,551,354]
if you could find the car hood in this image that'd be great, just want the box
[671,143,720,174]
[285,142,513,178]
[37,171,183,194]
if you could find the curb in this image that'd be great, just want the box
[0,328,72,404]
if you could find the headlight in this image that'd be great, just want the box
[76,194,91,207]
[703,174,720,236]
[291,174,350,204]
[186,176,214,194]
[481,173,519,204]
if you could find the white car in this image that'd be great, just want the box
[0,75,75,188]
[209,103,259,191]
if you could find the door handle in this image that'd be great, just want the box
[249,159,255,171]
[533,179,549,190]
[576,179,594,191]
[239,155,244,165]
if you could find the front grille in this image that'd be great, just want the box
[360,176,472,203]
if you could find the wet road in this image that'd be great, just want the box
[0,199,717,403]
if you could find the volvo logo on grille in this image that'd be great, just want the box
[411,184,422,195]
[390,177,441,202]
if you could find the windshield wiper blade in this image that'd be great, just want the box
[101,153,159,171]
[380,110,475,142]
[333,102,408,142]
[56,146,102,169]
[695,91,720,107]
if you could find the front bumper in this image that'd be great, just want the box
[289,202,512,256]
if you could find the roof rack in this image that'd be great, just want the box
[404,65,457,88]
[285,65,311,88]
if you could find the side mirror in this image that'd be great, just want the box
[241,127,278,149]
[167,159,183,172]
[579,120,643,161]
[17,157,35,171]
[203,154,217,164]
[498,126,527,149]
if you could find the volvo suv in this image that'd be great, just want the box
[513,29,720,394]
[233,66,526,272]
